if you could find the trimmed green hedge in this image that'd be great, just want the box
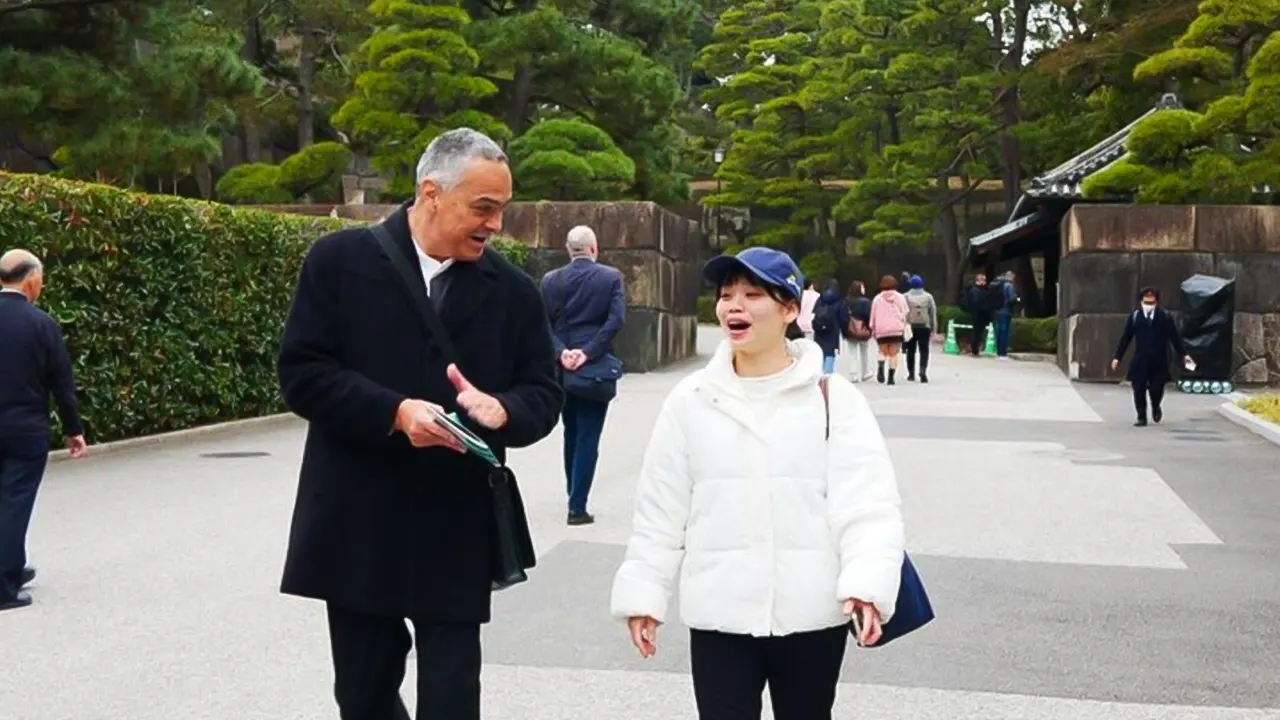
[0,172,350,446]
[937,305,1058,353]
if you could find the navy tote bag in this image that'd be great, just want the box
[820,377,934,648]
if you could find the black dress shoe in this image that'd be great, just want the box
[0,591,32,612]
[1153,406,1163,424]
[20,566,35,588]
[1134,418,1148,427]
[567,512,595,526]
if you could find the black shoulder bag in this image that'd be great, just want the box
[554,269,623,403]
[370,223,536,592]
[820,377,934,647]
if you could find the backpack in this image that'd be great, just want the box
[986,282,1008,312]
[906,293,931,326]
[812,302,835,335]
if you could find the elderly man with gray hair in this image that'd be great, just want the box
[0,249,86,612]
[277,128,564,719]
[540,224,626,526]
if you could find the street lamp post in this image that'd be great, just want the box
[712,149,725,246]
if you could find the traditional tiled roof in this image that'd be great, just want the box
[1024,93,1182,200]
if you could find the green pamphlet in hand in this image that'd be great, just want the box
[427,407,501,467]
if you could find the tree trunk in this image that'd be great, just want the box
[297,20,318,149]
[997,0,1042,315]
[506,62,535,134]
[937,175,964,303]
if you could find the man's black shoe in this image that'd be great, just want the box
[0,592,32,612]
[567,512,595,526]
[20,567,35,588]
[1134,418,1148,427]
[921,374,929,384]
[1153,406,1163,424]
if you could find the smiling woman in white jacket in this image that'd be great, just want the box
[610,246,905,720]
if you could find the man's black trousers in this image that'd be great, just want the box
[689,625,848,720]
[326,603,481,720]
[1132,375,1166,421]
[0,435,49,602]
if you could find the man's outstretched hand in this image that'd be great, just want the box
[447,364,508,430]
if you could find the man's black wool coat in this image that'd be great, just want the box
[276,203,564,623]
[1114,307,1186,385]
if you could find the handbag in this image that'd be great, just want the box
[819,376,934,647]
[553,269,623,403]
[847,317,872,341]
[371,223,537,592]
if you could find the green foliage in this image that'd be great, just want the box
[215,164,294,204]
[798,251,837,287]
[697,0,839,254]
[509,120,637,200]
[1082,2,1280,203]
[0,172,348,446]
[487,234,531,269]
[0,2,264,188]
[469,3,689,204]
[937,306,1058,353]
[333,0,507,197]
[216,142,353,203]
[697,294,718,324]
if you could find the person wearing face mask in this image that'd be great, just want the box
[1111,286,1194,427]
[610,246,905,720]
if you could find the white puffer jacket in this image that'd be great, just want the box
[610,338,905,637]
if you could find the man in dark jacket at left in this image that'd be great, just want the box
[276,128,564,720]
[0,249,87,612]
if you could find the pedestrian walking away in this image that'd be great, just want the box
[842,281,874,382]
[869,275,909,385]
[902,274,937,383]
[276,128,564,720]
[810,279,851,377]
[0,249,87,612]
[541,224,627,526]
[611,246,905,720]
[1111,286,1193,427]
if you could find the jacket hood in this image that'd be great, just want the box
[702,336,824,395]
[820,289,842,303]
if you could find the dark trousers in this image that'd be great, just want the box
[690,625,848,720]
[326,603,482,720]
[905,325,932,376]
[562,394,609,516]
[0,435,49,601]
[1132,375,1166,421]
[994,311,1012,356]
[969,315,990,355]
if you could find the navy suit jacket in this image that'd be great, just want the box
[540,258,626,361]
[1114,307,1186,384]
[0,290,83,442]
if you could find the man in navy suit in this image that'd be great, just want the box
[540,226,626,525]
[0,249,87,612]
[1112,286,1194,427]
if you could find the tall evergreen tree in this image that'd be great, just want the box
[331,0,506,197]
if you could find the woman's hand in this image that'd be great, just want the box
[627,616,659,658]
[843,598,882,647]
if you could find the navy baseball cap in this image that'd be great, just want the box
[702,246,805,301]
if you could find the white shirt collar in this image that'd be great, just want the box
[413,241,453,295]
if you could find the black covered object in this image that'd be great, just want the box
[1178,274,1235,380]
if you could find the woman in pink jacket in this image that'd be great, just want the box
[869,274,910,385]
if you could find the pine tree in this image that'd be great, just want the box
[332,0,507,197]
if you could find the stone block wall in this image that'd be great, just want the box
[1058,204,1280,385]
[500,201,705,372]
[255,200,707,372]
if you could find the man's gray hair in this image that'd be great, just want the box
[566,225,597,259]
[414,128,508,190]
[0,251,42,285]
